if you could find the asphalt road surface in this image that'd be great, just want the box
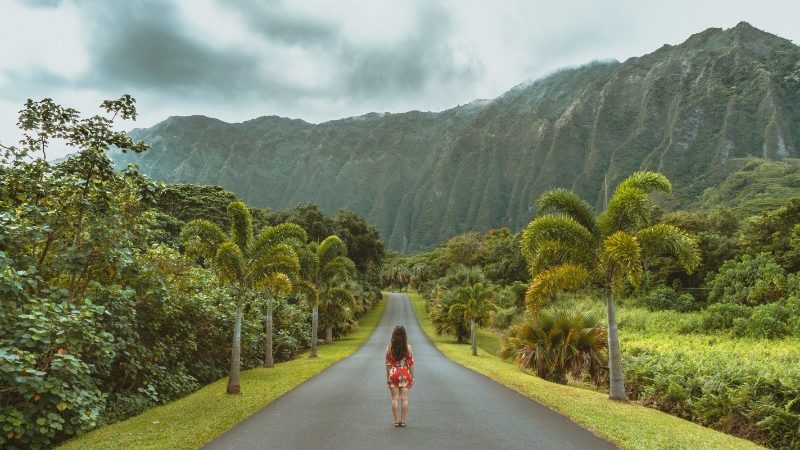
[203,293,616,450]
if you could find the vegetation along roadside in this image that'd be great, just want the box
[57,297,386,450]
[407,292,763,450]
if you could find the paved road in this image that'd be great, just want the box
[204,293,615,449]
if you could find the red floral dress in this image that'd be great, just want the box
[386,347,414,389]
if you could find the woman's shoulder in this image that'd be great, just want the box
[407,344,413,352]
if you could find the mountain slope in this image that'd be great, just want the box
[112,22,800,251]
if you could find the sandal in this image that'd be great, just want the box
[399,422,407,427]
[394,422,401,427]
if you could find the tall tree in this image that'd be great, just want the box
[293,235,355,357]
[449,282,496,355]
[520,172,700,400]
[182,202,304,393]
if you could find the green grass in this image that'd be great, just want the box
[59,297,387,450]
[408,292,764,450]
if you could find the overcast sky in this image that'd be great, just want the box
[1,0,798,159]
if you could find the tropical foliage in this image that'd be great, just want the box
[501,310,607,385]
[182,203,306,392]
[0,97,383,448]
[383,167,800,447]
[520,173,700,399]
[429,266,494,345]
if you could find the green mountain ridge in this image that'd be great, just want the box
[111,22,800,251]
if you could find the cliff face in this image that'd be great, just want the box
[112,22,800,251]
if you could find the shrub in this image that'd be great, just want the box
[638,287,698,312]
[702,303,752,332]
[501,310,607,386]
[623,346,800,449]
[736,303,793,339]
[707,254,788,306]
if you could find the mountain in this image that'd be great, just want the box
[111,22,800,252]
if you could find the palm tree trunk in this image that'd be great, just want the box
[264,296,274,368]
[606,291,627,401]
[471,319,477,356]
[325,325,333,343]
[310,305,318,358]
[227,302,243,394]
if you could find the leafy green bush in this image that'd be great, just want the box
[707,254,789,306]
[737,303,793,339]
[0,97,383,448]
[624,347,800,449]
[0,265,112,449]
[638,287,698,312]
[702,303,752,331]
[702,300,798,339]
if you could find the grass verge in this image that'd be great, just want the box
[59,297,387,450]
[407,292,763,450]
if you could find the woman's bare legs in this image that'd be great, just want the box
[399,388,410,424]
[390,387,400,424]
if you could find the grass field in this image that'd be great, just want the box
[407,292,764,450]
[58,297,386,450]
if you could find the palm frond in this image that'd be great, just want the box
[439,266,486,289]
[181,219,227,259]
[295,244,321,280]
[600,185,649,233]
[602,231,643,292]
[321,255,356,281]
[525,264,590,313]
[253,223,307,257]
[528,240,595,274]
[227,201,253,255]
[616,171,672,195]
[317,235,347,266]
[520,214,597,265]
[255,272,293,294]
[292,279,319,307]
[602,171,671,234]
[321,286,355,308]
[501,311,607,386]
[636,224,700,273]
[536,188,600,237]
[215,241,245,285]
[251,248,300,283]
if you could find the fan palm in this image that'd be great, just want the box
[431,266,487,343]
[181,201,305,394]
[500,310,607,385]
[520,172,700,400]
[293,235,356,357]
[449,282,496,356]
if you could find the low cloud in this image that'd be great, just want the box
[2,0,799,159]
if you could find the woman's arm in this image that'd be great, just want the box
[408,344,415,378]
[385,346,391,379]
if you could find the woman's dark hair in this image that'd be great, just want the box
[390,325,408,361]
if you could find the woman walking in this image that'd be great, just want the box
[386,325,414,427]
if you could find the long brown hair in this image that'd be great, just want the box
[390,325,408,361]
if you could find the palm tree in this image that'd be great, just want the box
[439,265,486,289]
[293,236,355,357]
[431,266,488,344]
[449,282,496,355]
[500,310,607,385]
[520,172,700,400]
[181,201,305,394]
[253,224,308,368]
[260,273,292,368]
[320,285,356,343]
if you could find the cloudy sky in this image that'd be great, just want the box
[1,0,798,159]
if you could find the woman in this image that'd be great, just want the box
[386,325,414,427]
